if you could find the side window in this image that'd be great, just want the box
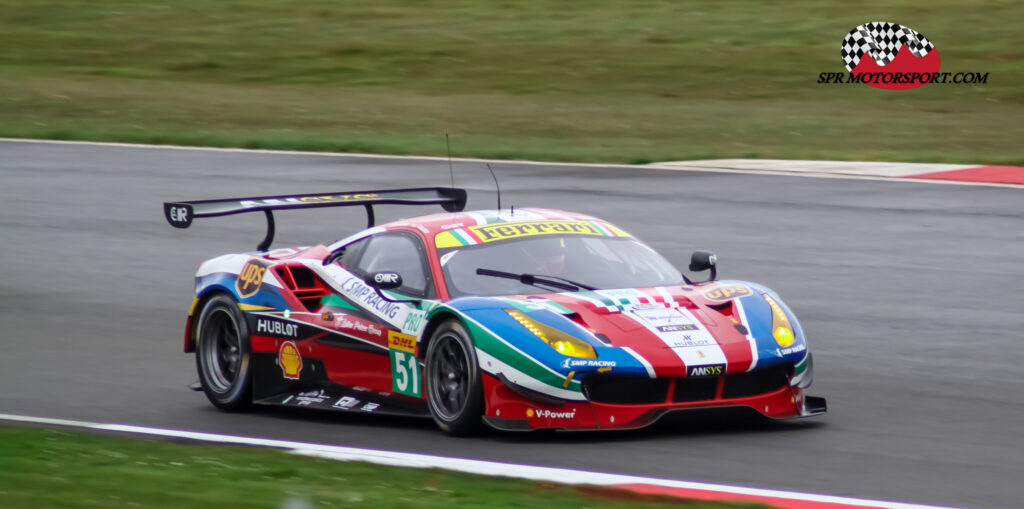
[336,237,370,270]
[352,232,434,298]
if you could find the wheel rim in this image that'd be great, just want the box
[200,308,241,393]
[428,333,470,420]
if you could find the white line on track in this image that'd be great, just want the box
[2,137,1019,190]
[0,413,957,509]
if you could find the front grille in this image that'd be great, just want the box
[721,365,791,399]
[582,376,669,404]
[582,365,791,405]
[672,377,718,402]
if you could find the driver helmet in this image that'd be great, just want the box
[524,237,567,275]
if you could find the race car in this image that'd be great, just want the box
[164,187,825,435]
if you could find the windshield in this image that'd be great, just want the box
[436,226,683,297]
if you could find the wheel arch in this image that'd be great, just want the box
[185,286,236,353]
[418,310,469,361]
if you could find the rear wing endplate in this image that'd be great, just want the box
[164,187,467,251]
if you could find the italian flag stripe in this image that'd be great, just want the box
[449,229,475,245]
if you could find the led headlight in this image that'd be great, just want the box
[505,309,596,359]
[763,294,795,347]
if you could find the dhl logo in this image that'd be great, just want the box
[388,330,417,354]
[701,284,752,302]
[236,259,267,297]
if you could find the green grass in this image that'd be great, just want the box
[0,0,1021,164]
[0,427,771,508]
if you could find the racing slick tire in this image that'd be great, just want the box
[195,294,253,411]
[425,320,484,436]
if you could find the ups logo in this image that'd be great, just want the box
[701,284,752,302]
[236,258,268,298]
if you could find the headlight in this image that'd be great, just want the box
[505,309,596,359]
[763,294,795,347]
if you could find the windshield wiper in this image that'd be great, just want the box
[475,268,596,292]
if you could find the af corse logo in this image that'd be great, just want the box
[841,21,939,90]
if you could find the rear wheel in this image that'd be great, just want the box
[195,294,253,411]
[425,320,484,436]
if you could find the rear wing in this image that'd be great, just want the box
[164,187,467,251]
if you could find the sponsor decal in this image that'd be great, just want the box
[530,408,577,419]
[688,364,725,377]
[656,324,698,333]
[332,396,360,409]
[389,330,421,398]
[374,272,400,285]
[336,317,383,337]
[630,306,727,368]
[236,258,268,298]
[402,310,426,333]
[341,276,404,320]
[278,341,302,379]
[239,193,379,209]
[256,317,298,338]
[701,284,752,302]
[387,330,417,354]
[165,203,193,228]
[560,358,616,369]
[779,343,807,355]
[473,221,602,242]
[633,307,683,324]
[666,334,717,348]
[360,402,380,412]
[435,220,629,248]
[295,389,330,406]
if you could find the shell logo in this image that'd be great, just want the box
[279,341,302,379]
[526,408,535,418]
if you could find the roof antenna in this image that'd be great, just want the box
[445,131,455,188]
[486,163,501,210]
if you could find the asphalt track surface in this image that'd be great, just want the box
[2,140,1022,509]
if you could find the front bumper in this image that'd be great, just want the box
[481,368,826,431]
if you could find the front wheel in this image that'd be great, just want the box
[425,320,484,436]
[195,294,253,411]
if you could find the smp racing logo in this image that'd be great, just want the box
[818,21,988,89]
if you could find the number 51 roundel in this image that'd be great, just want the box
[387,331,420,397]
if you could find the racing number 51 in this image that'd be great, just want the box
[391,350,421,398]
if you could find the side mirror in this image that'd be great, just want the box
[363,271,420,304]
[686,251,717,283]
[365,271,403,290]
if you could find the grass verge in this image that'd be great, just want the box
[0,1,1020,164]
[0,426,772,508]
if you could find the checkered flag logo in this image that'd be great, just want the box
[841,21,935,72]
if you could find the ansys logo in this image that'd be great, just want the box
[819,21,988,89]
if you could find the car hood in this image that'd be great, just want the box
[440,280,808,380]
